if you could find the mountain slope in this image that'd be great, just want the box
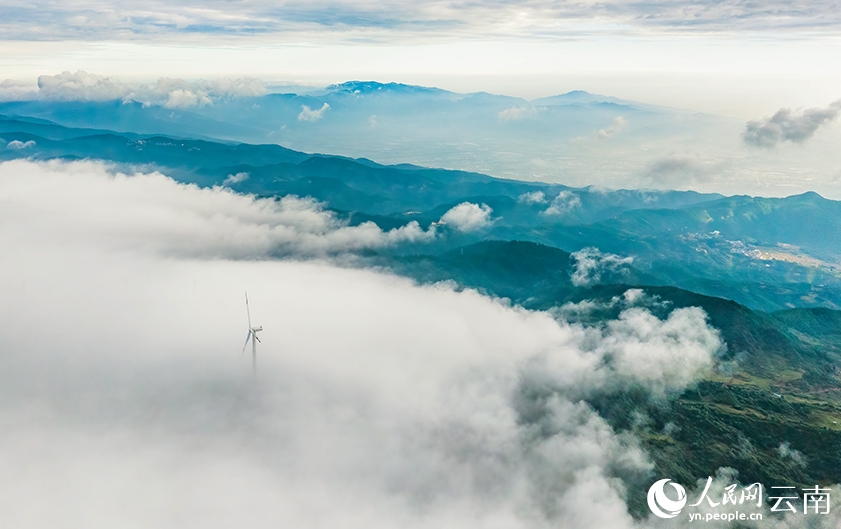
[383,239,841,517]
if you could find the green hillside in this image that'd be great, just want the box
[385,240,841,517]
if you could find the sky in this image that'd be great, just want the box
[1,1,841,116]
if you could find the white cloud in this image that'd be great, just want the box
[222,172,250,185]
[593,307,719,395]
[526,304,720,398]
[0,79,38,101]
[164,88,211,108]
[0,159,434,259]
[552,288,653,320]
[298,102,330,122]
[777,441,807,467]
[6,140,35,150]
[570,247,634,286]
[439,202,493,231]
[36,70,127,101]
[153,76,265,108]
[203,76,266,98]
[498,106,537,122]
[517,190,547,204]
[2,71,266,107]
[743,101,841,147]
[597,116,628,139]
[586,185,611,195]
[543,190,581,216]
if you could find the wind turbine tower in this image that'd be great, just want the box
[242,291,263,376]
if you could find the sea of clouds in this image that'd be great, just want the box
[0,159,837,528]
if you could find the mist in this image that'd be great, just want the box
[0,160,835,528]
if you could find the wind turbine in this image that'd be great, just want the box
[241,291,263,376]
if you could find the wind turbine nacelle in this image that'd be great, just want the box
[252,326,263,332]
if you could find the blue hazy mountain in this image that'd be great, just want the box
[0,82,674,147]
[0,81,735,186]
[0,113,719,217]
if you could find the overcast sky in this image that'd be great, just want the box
[1,1,841,116]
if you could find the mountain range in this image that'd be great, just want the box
[0,81,737,188]
[2,112,838,311]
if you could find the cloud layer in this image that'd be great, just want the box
[597,116,628,139]
[543,190,582,216]
[0,159,433,258]
[498,106,539,122]
[570,247,634,286]
[0,158,736,528]
[6,139,35,149]
[517,190,547,204]
[439,202,493,232]
[2,1,840,42]
[743,101,841,148]
[0,70,265,107]
[298,102,330,122]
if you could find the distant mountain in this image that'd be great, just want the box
[317,81,455,98]
[0,81,737,187]
[0,100,261,141]
[0,114,719,218]
[0,114,126,140]
[531,89,634,106]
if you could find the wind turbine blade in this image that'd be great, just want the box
[245,291,252,328]
[241,330,252,354]
[254,334,261,343]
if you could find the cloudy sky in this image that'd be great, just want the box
[1,0,840,115]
